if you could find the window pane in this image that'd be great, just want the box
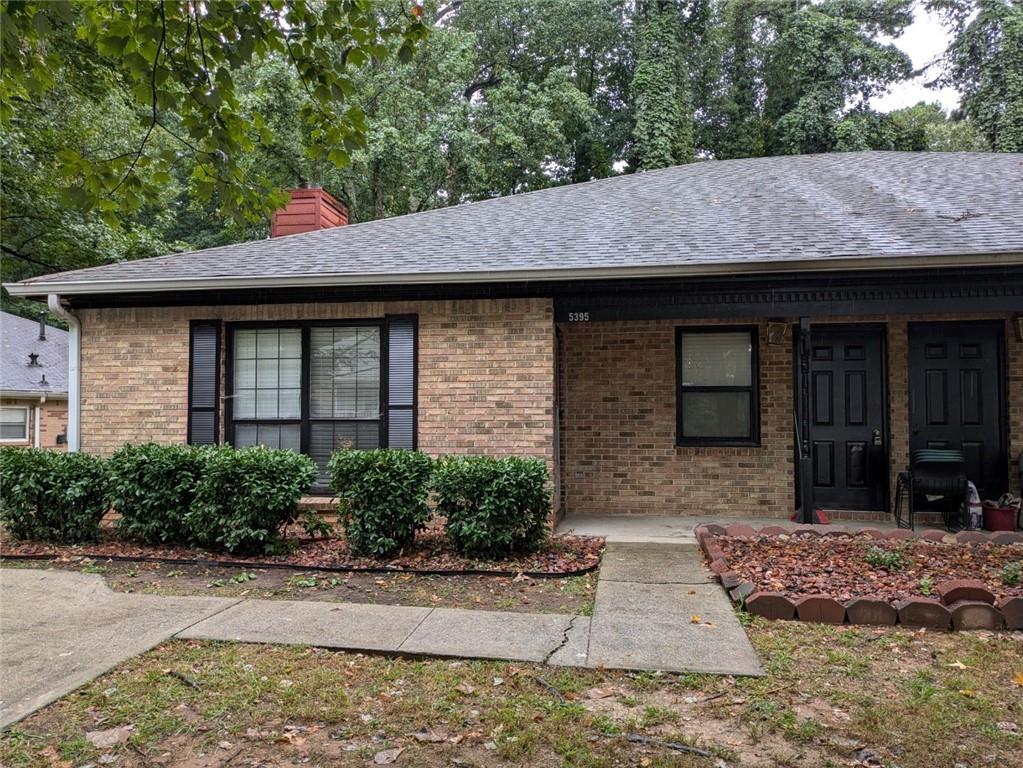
[235,359,256,389]
[310,326,380,419]
[255,388,279,418]
[681,391,751,438]
[234,389,256,419]
[256,328,279,358]
[234,330,257,359]
[278,388,301,419]
[234,423,258,447]
[0,408,27,440]
[681,331,752,387]
[280,357,301,388]
[279,329,302,358]
[256,358,278,389]
[234,328,305,421]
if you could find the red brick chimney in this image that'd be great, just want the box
[270,184,348,238]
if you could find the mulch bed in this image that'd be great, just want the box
[717,534,1023,604]
[0,530,604,577]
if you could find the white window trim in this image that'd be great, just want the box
[0,406,31,443]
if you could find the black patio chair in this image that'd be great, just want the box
[894,449,969,531]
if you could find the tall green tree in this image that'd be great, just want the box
[704,0,913,157]
[929,0,1023,151]
[631,0,696,169]
[0,1,426,223]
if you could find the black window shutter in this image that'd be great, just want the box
[188,320,221,445]
[386,315,417,449]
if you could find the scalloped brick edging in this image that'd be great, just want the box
[694,523,1022,631]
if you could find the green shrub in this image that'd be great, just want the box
[864,545,906,571]
[108,443,205,544]
[328,449,434,557]
[1002,561,1022,587]
[433,455,551,558]
[0,447,110,543]
[187,446,319,554]
[918,576,934,596]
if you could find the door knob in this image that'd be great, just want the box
[872,429,883,447]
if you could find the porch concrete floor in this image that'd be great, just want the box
[556,513,944,543]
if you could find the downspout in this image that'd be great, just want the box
[47,294,79,452]
[33,395,43,448]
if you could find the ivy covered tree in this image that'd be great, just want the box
[630,0,696,169]
[702,0,914,157]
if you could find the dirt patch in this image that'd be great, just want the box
[3,558,597,615]
[1,530,603,576]
[717,534,1023,603]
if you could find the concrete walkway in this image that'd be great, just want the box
[557,513,918,543]
[2,542,761,727]
[587,543,762,675]
[0,568,238,729]
[177,600,591,667]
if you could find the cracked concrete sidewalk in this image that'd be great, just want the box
[2,542,761,727]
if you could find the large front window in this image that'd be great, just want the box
[676,327,759,446]
[230,323,383,479]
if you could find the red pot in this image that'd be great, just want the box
[982,502,1018,532]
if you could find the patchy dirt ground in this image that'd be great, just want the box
[0,558,597,615]
[1,530,603,576]
[717,535,1023,604]
[2,623,1021,768]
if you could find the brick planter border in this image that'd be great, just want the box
[695,523,1022,631]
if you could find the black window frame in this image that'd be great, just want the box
[225,319,389,484]
[675,325,760,447]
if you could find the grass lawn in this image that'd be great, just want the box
[2,621,1020,768]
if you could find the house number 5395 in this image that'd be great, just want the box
[568,312,590,322]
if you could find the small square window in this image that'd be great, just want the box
[0,407,29,442]
[676,328,759,446]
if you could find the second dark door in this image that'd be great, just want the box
[808,325,888,510]
[908,321,1006,500]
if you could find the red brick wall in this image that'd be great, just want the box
[559,314,1021,519]
[76,299,555,467]
[559,319,794,518]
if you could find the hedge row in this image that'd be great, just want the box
[0,445,320,553]
[329,450,551,558]
[0,446,551,559]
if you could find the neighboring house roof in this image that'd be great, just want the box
[0,311,69,397]
[7,151,1023,298]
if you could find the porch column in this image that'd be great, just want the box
[796,317,815,523]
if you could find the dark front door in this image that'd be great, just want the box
[808,325,888,510]
[909,322,1006,499]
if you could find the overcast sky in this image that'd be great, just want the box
[870,7,961,113]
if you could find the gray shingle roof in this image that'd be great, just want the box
[9,152,1023,296]
[1,312,68,396]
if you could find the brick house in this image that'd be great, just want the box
[0,311,69,450]
[6,152,1023,522]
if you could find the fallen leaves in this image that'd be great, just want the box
[373,746,403,764]
[714,535,1023,604]
[85,725,135,749]
[1,530,604,576]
